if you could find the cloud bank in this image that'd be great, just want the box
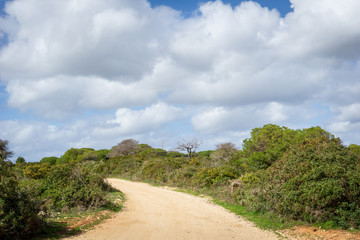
[0,0,360,161]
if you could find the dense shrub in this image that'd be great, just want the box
[240,125,338,171]
[197,150,215,157]
[193,166,238,188]
[40,156,58,165]
[23,163,51,179]
[108,155,144,177]
[168,164,199,187]
[138,148,167,158]
[166,151,186,158]
[96,149,110,161]
[41,164,112,211]
[56,148,100,164]
[140,158,187,183]
[241,124,297,170]
[237,137,360,228]
[0,160,45,239]
[349,144,360,157]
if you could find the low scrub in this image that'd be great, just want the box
[41,164,113,211]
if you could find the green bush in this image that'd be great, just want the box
[237,138,360,228]
[23,163,51,179]
[241,124,297,170]
[0,160,45,239]
[96,149,110,161]
[40,156,58,165]
[240,125,339,171]
[166,151,186,158]
[57,148,98,164]
[138,148,167,158]
[41,164,112,211]
[109,155,144,177]
[198,150,215,157]
[193,166,238,188]
[168,165,199,187]
[140,158,186,183]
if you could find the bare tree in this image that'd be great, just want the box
[109,139,139,158]
[0,139,13,161]
[177,139,202,160]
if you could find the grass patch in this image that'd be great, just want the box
[213,199,302,231]
[174,188,202,197]
[313,220,360,233]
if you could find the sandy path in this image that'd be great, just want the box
[69,178,280,240]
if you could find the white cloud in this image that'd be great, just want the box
[326,102,360,137]
[0,102,184,161]
[0,0,180,81]
[1,0,360,160]
[6,76,159,119]
[276,0,360,60]
[2,0,360,112]
[0,120,77,161]
[338,103,360,123]
[94,102,183,136]
[191,102,289,134]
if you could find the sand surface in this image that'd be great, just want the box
[68,178,280,240]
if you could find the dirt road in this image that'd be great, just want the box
[69,178,280,240]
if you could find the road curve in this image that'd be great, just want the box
[69,178,280,240]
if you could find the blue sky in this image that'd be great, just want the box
[150,0,292,16]
[1,0,360,161]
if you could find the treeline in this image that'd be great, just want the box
[1,124,360,239]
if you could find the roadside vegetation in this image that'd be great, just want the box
[0,140,123,239]
[1,123,360,239]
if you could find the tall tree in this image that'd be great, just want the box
[0,139,13,161]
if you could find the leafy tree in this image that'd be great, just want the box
[40,156,58,165]
[59,148,84,163]
[241,124,298,170]
[0,139,13,161]
[15,156,26,165]
[58,148,98,164]
[299,126,340,144]
[348,144,360,156]
[109,139,139,158]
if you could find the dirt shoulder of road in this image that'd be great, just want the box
[278,226,360,240]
